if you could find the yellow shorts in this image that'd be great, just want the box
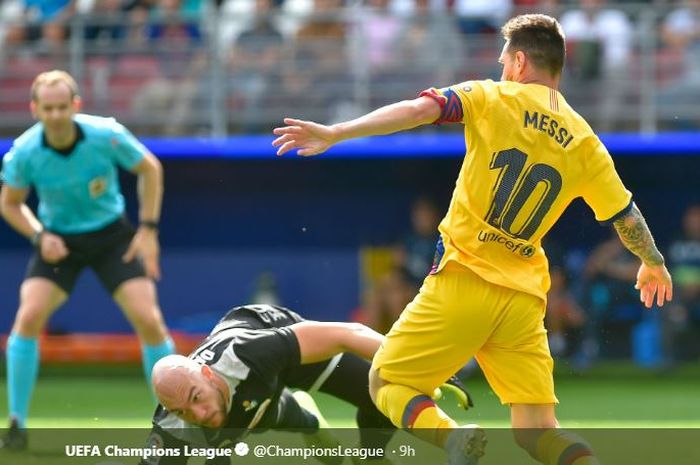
[372,261,557,405]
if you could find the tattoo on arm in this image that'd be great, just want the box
[612,204,664,266]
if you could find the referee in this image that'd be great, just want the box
[0,70,174,449]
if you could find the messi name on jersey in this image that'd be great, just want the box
[524,111,574,148]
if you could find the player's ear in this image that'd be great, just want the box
[72,95,82,112]
[201,364,214,380]
[29,100,38,119]
[515,50,526,70]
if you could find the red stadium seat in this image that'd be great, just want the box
[106,54,162,114]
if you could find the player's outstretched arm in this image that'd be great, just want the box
[612,203,673,308]
[290,321,384,364]
[272,96,441,157]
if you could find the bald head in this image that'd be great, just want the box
[151,354,201,404]
[151,355,230,428]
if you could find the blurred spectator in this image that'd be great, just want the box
[4,0,76,54]
[145,0,201,42]
[122,0,157,47]
[546,266,586,358]
[658,0,700,128]
[527,0,560,18]
[280,0,351,122]
[353,196,442,334]
[395,0,464,89]
[394,196,442,288]
[146,0,202,44]
[294,0,346,71]
[453,0,512,35]
[387,0,448,17]
[577,234,640,367]
[227,0,285,131]
[559,0,634,131]
[358,0,416,109]
[0,0,24,48]
[352,267,415,334]
[662,204,700,363]
[131,0,206,134]
[357,0,403,74]
[84,0,130,46]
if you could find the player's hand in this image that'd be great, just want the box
[123,227,161,280]
[272,118,337,157]
[39,232,69,263]
[635,262,673,308]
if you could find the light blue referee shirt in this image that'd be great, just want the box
[0,114,147,234]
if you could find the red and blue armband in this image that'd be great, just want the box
[419,88,464,124]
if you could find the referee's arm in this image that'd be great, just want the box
[123,152,163,279]
[0,185,42,241]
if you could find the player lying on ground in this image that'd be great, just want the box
[141,304,472,465]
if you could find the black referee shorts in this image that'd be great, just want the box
[26,216,147,295]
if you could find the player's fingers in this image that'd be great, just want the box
[639,284,647,306]
[273,126,302,136]
[645,282,657,308]
[297,148,320,157]
[272,133,299,147]
[284,118,307,127]
[666,282,673,302]
[276,140,298,156]
[657,285,667,307]
[272,134,298,148]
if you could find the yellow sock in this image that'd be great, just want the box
[375,383,458,447]
[533,429,599,465]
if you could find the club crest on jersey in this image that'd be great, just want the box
[88,176,107,198]
[242,400,258,412]
[246,398,271,429]
[520,245,536,258]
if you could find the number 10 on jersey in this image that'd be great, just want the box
[485,148,562,241]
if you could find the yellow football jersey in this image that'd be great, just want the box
[423,79,632,300]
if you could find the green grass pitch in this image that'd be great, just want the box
[0,363,699,464]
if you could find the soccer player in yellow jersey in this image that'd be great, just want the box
[273,14,673,465]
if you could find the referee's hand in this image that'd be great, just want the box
[123,227,161,280]
[39,232,69,263]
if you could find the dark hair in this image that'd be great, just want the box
[501,14,566,77]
